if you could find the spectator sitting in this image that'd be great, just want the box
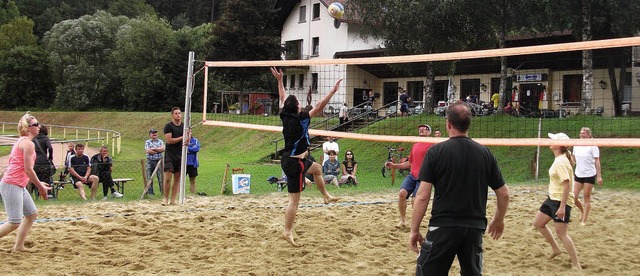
[68,143,99,200]
[91,146,123,200]
[322,150,340,187]
[63,142,75,177]
[340,150,358,186]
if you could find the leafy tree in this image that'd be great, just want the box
[43,11,128,110]
[0,16,37,51]
[206,0,281,95]
[0,46,54,109]
[112,14,177,111]
[108,0,155,19]
[0,0,19,25]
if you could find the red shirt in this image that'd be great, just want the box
[409,142,433,178]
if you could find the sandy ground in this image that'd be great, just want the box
[0,185,639,275]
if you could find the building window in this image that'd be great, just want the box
[562,74,582,103]
[312,73,318,92]
[312,37,319,56]
[299,6,306,23]
[407,81,424,102]
[290,74,296,89]
[312,3,320,19]
[283,75,288,89]
[461,79,480,100]
[299,74,305,89]
[284,40,303,60]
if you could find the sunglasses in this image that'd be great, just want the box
[29,122,40,127]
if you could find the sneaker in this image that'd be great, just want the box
[102,196,108,200]
[112,191,124,198]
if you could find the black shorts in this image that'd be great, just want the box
[416,226,484,276]
[574,174,596,185]
[539,197,572,223]
[164,151,181,173]
[281,156,313,193]
[186,165,198,177]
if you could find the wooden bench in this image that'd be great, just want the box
[112,178,134,195]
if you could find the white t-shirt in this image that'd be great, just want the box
[339,106,348,118]
[322,141,340,165]
[573,145,600,177]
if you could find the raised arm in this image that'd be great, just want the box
[270,67,286,107]
[310,79,343,117]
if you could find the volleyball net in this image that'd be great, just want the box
[199,37,640,148]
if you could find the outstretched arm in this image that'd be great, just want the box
[310,79,342,117]
[270,67,286,108]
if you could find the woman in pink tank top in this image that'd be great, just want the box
[0,113,51,253]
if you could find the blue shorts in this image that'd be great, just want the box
[400,174,420,198]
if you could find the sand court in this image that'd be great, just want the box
[0,185,639,275]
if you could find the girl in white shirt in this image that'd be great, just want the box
[571,127,603,226]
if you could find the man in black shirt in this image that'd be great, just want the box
[69,143,100,200]
[163,107,190,205]
[271,67,340,247]
[409,102,510,275]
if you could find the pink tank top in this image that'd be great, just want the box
[1,137,35,188]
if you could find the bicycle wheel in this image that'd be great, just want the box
[381,164,390,177]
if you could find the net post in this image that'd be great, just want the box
[179,51,195,205]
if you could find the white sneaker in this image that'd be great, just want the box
[112,191,124,198]
[102,196,108,200]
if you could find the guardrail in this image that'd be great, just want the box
[0,122,122,155]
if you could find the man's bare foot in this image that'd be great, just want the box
[572,264,582,270]
[161,201,169,206]
[281,233,301,247]
[579,221,586,226]
[395,221,406,229]
[549,250,562,259]
[323,196,340,204]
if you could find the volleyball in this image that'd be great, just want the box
[328,2,344,20]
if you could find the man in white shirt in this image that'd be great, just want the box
[322,136,339,166]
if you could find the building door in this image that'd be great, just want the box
[383,82,399,105]
[519,83,544,111]
[353,88,368,107]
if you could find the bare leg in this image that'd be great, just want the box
[162,171,172,205]
[282,192,301,247]
[581,184,594,225]
[573,182,584,214]
[76,182,87,200]
[189,176,197,194]
[12,213,37,252]
[89,175,99,200]
[0,222,20,239]
[554,222,581,270]
[308,163,338,204]
[396,189,408,228]
[170,172,180,204]
[533,211,562,258]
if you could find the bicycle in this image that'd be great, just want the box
[381,146,408,178]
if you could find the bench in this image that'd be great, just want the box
[112,178,134,195]
[51,180,71,199]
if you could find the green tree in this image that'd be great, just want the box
[0,0,19,25]
[0,45,55,109]
[0,16,37,51]
[43,11,128,110]
[112,14,177,111]
[206,0,281,93]
[108,0,155,19]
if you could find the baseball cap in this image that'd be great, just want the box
[418,124,431,131]
[149,128,158,134]
[548,132,569,139]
